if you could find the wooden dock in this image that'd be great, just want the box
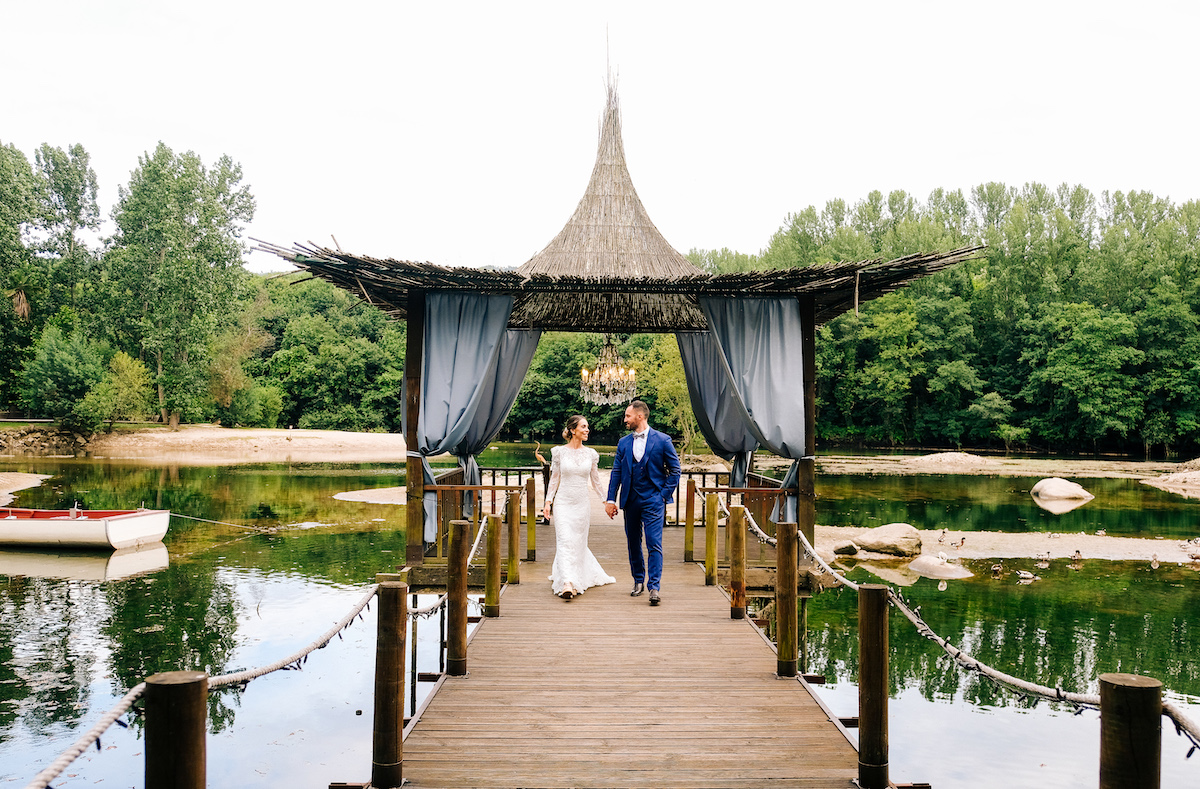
[401,482,859,788]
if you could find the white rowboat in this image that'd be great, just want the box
[0,507,170,550]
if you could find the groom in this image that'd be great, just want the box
[605,400,681,606]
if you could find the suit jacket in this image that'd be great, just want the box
[606,427,682,509]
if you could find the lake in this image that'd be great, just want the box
[1,453,1198,787]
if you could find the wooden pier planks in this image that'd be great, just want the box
[401,483,858,789]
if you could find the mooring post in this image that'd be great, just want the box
[1100,673,1162,789]
[525,477,536,561]
[484,513,501,617]
[684,478,697,562]
[447,518,469,676]
[506,491,520,584]
[371,582,408,789]
[775,521,798,677]
[858,583,889,789]
[729,504,746,619]
[704,492,718,586]
[144,670,207,789]
[799,596,809,675]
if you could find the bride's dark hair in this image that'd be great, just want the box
[562,414,586,441]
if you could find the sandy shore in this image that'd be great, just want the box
[84,425,411,465]
[0,472,52,506]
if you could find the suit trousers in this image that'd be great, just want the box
[623,490,664,590]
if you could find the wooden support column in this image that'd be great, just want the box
[446,519,469,675]
[404,289,426,565]
[704,492,718,586]
[371,582,407,789]
[1100,673,1162,789]
[145,670,207,789]
[525,477,537,561]
[798,296,817,556]
[729,505,746,619]
[775,522,798,677]
[684,478,696,562]
[485,513,501,617]
[858,584,890,789]
[507,491,520,584]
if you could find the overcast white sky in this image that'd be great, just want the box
[4,1,1197,272]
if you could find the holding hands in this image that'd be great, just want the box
[605,501,618,519]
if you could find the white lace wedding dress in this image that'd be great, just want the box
[545,444,616,596]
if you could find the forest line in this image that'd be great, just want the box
[3,139,1198,456]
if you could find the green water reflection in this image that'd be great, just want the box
[816,474,1200,537]
[1,455,1198,787]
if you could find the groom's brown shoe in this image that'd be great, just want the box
[630,583,645,597]
[649,589,660,606]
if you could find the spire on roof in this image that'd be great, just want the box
[517,79,703,279]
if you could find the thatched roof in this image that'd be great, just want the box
[256,82,982,332]
[254,242,981,331]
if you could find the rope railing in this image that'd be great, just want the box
[23,683,147,789]
[24,584,382,789]
[408,518,491,620]
[703,487,1200,759]
[776,520,1200,756]
[209,584,379,689]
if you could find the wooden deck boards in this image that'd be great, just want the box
[401,483,858,788]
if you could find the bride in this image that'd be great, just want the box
[541,415,616,600]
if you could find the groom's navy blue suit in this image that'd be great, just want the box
[606,427,681,592]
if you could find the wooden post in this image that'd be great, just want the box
[799,596,809,675]
[484,513,501,617]
[507,492,520,584]
[404,289,425,565]
[684,478,697,562]
[799,296,817,560]
[704,492,718,586]
[729,505,746,619]
[525,477,536,561]
[1100,673,1162,789]
[144,670,207,789]
[858,584,889,789]
[446,518,469,676]
[371,582,408,789]
[775,522,798,677]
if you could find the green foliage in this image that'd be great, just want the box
[77,351,155,431]
[257,274,402,430]
[102,142,255,425]
[18,325,106,421]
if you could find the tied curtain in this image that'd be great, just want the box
[676,296,806,523]
[410,292,541,543]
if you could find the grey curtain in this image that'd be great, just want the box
[689,297,808,522]
[412,292,540,542]
[675,332,757,485]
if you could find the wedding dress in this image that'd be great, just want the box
[545,444,615,596]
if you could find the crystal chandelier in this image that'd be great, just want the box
[580,334,636,406]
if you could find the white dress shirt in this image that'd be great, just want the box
[632,428,649,462]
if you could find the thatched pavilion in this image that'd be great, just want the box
[259,84,980,564]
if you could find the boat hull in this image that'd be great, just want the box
[0,509,170,550]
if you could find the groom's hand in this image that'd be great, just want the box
[605,502,617,519]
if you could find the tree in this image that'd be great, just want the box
[19,325,106,421]
[78,351,155,431]
[1017,302,1145,448]
[102,143,255,425]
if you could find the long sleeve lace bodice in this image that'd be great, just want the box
[545,445,602,505]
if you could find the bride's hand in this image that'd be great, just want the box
[542,503,552,519]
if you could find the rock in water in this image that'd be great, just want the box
[1031,477,1094,514]
[852,522,922,557]
[1031,477,1094,500]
